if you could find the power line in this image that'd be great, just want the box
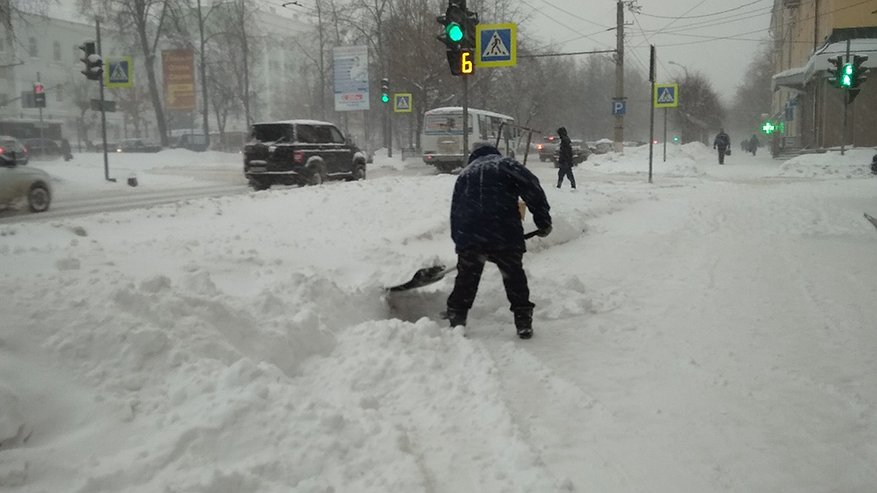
[531,0,612,30]
[638,0,767,20]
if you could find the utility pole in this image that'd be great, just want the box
[197,0,210,148]
[614,0,625,153]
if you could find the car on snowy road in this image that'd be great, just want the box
[116,138,162,153]
[0,160,52,212]
[0,135,29,166]
[242,119,367,190]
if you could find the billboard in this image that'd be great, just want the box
[162,49,196,111]
[333,45,370,112]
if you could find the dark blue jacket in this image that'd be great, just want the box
[450,145,551,253]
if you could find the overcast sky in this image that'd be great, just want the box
[520,0,774,99]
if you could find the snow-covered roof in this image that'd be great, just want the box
[424,107,514,120]
[252,119,336,126]
[772,66,808,91]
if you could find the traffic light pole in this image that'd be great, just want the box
[96,18,114,182]
[462,74,468,164]
[37,72,44,152]
[841,39,850,156]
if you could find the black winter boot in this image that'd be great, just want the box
[446,308,468,327]
[513,308,533,339]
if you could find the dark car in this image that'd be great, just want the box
[0,135,29,165]
[536,135,559,162]
[554,138,590,167]
[242,120,367,190]
[116,138,162,153]
[174,133,208,152]
[23,138,61,159]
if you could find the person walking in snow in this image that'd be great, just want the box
[748,134,759,156]
[445,143,552,339]
[555,126,576,189]
[713,128,731,164]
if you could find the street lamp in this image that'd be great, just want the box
[668,61,689,80]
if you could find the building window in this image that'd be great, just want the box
[54,41,61,61]
[28,37,38,57]
[0,37,5,52]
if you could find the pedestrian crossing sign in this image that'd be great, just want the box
[654,83,678,108]
[476,23,516,68]
[393,93,412,113]
[105,57,133,88]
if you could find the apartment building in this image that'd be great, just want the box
[770,0,877,150]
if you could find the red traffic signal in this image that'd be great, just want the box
[32,81,46,108]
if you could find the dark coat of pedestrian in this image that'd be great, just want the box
[748,134,759,156]
[446,144,552,339]
[556,126,576,189]
[61,138,72,161]
[713,129,731,164]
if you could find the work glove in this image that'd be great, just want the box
[536,225,552,237]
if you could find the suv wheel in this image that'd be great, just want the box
[248,178,270,191]
[28,184,51,212]
[348,162,366,181]
[306,164,325,186]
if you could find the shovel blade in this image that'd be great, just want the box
[387,265,453,292]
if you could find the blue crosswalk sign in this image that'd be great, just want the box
[475,23,516,67]
[105,57,133,88]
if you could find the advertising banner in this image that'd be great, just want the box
[162,49,196,111]
[333,45,370,112]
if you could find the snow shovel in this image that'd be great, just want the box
[387,230,541,292]
[865,212,877,231]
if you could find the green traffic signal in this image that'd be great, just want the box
[446,22,463,43]
[840,63,854,88]
[381,93,389,103]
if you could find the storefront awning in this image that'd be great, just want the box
[802,38,877,82]
[772,66,807,91]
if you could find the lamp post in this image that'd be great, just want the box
[668,61,689,80]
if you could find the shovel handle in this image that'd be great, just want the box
[524,230,541,239]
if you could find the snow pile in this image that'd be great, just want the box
[586,141,710,177]
[2,148,876,492]
[777,147,877,178]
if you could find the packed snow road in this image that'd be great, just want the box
[1,144,875,492]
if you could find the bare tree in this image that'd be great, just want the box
[77,0,185,147]
[730,40,773,134]
[672,71,725,144]
[1,0,51,44]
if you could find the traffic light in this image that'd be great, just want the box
[79,41,103,81]
[32,82,46,108]
[827,56,843,87]
[380,78,390,104]
[839,61,854,88]
[851,54,869,88]
[437,1,468,76]
[463,8,478,51]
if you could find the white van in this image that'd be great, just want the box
[421,107,519,172]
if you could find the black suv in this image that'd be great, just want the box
[243,120,367,190]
